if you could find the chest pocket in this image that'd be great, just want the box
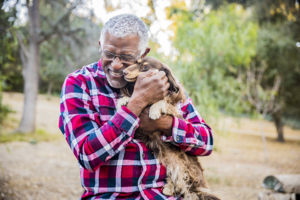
[91,94,117,123]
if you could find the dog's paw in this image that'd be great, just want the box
[163,186,173,196]
[149,106,161,120]
[149,100,168,120]
[117,97,130,110]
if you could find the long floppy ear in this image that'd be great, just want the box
[162,64,180,94]
[120,82,135,97]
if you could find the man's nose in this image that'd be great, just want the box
[111,57,123,70]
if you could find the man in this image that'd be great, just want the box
[59,14,213,200]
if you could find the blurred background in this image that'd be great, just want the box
[0,0,299,199]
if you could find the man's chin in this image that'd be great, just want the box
[107,76,127,89]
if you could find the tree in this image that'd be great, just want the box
[166,3,258,120]
[3,0,97,133]
[38,1,101,97]
[244,61,282,160]
[181,0,300,142]
[253,0,300,142]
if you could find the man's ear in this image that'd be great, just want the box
[141,47,150,58]
[98,41,102,52]
[162,64,179,93]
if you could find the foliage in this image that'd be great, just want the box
[252,0,300,139]
[0,74,12,128]
[1,0,101,95]
[168,3,258,119]
[38,0,101,95]
[0,3,24,92]
[0,3,18,128]
[255,21,300,121]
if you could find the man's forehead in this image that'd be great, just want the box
[102,32,140,54]
[102,44,136,53]
[104,32,139,44]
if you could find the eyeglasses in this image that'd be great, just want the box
[102,50,138,63]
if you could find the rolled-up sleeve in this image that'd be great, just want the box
[161,97,213,156]
[59,75,140,172]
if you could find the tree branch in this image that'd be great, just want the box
[16,32,29,59]
[39,27,85,44]
[38,3,78,44]
[245,62,283,117]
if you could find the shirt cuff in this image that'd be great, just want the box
[110,106,140,137]
[161,116,199,146]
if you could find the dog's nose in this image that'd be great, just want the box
[123,70,129,76]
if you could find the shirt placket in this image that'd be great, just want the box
[133,139,149,200]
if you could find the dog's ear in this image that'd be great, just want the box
[120,82,135,97]
[162,64,180,93]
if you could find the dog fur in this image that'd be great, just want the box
[117,57,220,200]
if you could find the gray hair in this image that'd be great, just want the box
[99,14,149,55]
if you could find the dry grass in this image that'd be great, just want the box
[202,134,300,199]
[0,92,300,200]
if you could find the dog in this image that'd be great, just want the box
[117,57,220,200]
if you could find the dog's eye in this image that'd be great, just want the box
[143,66,148,70]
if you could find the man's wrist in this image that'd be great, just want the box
[126,96,147,117]
[157,115,173,136]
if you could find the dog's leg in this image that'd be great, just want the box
[163,177,175,196]
[149,99,168,120]
[117,97,130,110]
[165,103,182,119]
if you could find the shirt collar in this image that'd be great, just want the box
[96,59,106,78]
[96,59,121,98]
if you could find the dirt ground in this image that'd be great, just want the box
[1,92,300,200]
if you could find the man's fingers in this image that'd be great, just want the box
[144,69,159,77]
[155,71,166,79]
[162,76,168,84]
[164,82,170,95]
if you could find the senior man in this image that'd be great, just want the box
[59,14,213,200]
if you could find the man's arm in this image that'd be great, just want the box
[126,69,170,116]
[59,69,170,172]
[167,96,213,156]
[139,96,213,156]
[59,75,140,173]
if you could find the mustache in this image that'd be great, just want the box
[107,67,127,74]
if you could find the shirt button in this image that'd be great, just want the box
[142,153,145,158]
[176,136,180,141]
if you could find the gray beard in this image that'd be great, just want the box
[106,75,127,89]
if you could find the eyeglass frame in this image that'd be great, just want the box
[102,50,140,64]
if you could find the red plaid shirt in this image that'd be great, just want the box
[59,60,213,200]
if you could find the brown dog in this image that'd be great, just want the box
[117,57,220,200]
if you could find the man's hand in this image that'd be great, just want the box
[126,69,170,116]
[139,107,173,136]
[133,69,170,106]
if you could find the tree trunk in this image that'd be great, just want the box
[17,0,40,133]
[47,80,54,99]
[272,111,285,143]
[259,117,269,161]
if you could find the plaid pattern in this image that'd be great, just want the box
[59,60,213,200]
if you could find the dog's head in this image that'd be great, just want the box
[123,56,180,94]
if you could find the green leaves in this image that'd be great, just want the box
[0,73,12,127]
[170,3,258,118]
